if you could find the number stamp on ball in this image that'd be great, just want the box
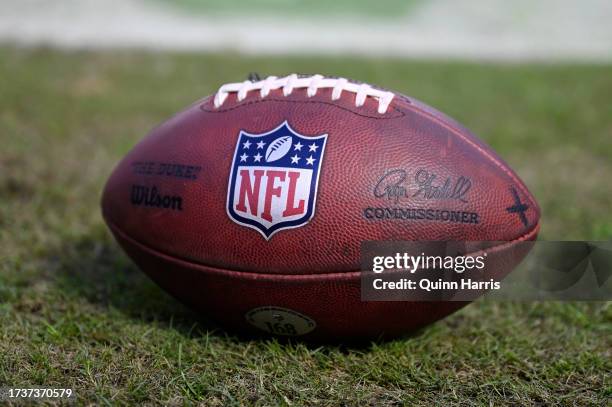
[245,306,316,336]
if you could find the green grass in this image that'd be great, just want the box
[0,47,610,405]
[152,0,422,19]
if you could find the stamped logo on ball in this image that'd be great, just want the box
[226,121,327,239]
[245,306,316,336]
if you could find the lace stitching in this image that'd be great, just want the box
[214,74,395,114]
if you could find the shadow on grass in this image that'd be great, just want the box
[48,225,428,349]
[49,225,224,340]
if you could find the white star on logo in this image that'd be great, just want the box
[294,142,303,151]
[240,153,249,162]
[290,154,300,164]
[253,153,262,162]
[242,140,252,149]
[306,156,316,165]
[256,141,266,149]
[308,143,319,152]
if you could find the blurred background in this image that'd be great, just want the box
[1,0,611,60]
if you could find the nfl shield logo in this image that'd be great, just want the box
[226,121,328,239]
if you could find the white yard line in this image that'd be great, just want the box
[0,0,610,61]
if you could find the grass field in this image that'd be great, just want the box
[153,0,422,18]
[0,47,610,405]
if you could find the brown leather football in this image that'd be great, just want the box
[101,74,540,340]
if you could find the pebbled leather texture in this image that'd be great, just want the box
[101,82,541,340]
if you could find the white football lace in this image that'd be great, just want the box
[213,74,395,114]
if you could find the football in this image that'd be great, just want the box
[101,74,540,340]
